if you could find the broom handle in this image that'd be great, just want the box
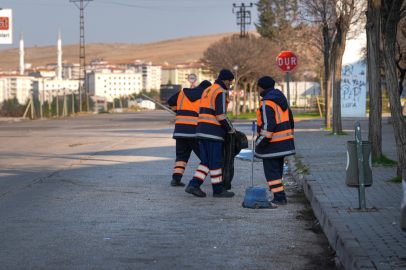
[251,121,256,188]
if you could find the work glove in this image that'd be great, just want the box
[228,127,237,135]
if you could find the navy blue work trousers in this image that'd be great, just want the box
[262,157,287,201]
[172,138,201,181]
[188,139,223,194]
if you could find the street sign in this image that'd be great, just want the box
[229,90,244,97]
[187,74,197,87]
[187,74,197,83]
[276,51,298,72]
[0,9,13,44]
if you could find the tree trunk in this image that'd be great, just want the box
[331,13,352,134]
[366,0,382,158]
[381,0,406,178]
[295,81,298,106]
[320,68,324,98]
[232,78,238,115]
[242,82,248,114]
[323,22,331,128]
[237,82,241,115]
[254,85,259,111]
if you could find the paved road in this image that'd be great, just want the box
[0,111,335,269]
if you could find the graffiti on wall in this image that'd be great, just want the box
[341,64,366,111]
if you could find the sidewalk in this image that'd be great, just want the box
[288,118,406,269]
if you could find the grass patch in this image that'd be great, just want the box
[227,110,323,119]
[372,154,397,166]
[293,110,322,118]
[294,157,309,174]
[321,127,332,131]
[227,112,256,119]
[326,132,349,136]
[388,177,402,183]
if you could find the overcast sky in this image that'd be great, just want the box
[0,0,259,49]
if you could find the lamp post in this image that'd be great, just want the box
[233,64,239,119]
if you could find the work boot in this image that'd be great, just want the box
[213,188,235,198]
[171,178,185,187]
[185,185,206,197]
[271,198,287,205]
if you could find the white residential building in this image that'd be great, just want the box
[32,78,80,103]
[161,61,215,89]
[86,68,142,101]
[0,74,34,104]
[117,61,162,91]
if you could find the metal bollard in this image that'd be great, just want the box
[401,167,406,231]
[345,121,373,210]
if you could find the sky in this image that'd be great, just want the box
[0,0,259,49]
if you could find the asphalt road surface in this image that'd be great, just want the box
[0,111,337,270]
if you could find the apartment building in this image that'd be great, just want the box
[161,61,215,89]
[32,78,80,102]
[117,60,161,91]
[0,74,34,104]
[86,68,142,101]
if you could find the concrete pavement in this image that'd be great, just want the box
[287,118,406,269]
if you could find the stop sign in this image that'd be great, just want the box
[276,51,298,72]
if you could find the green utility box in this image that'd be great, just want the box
[345,141,373,187]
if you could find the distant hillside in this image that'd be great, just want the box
[0,31,258,71]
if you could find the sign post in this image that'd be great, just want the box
[0,9,13,44]
[276,51,298,106]
[187,74,197,88]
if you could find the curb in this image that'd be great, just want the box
[287,155,376,270]
[0,117,30,125]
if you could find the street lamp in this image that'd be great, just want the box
[233,64,239,119]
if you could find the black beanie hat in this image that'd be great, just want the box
[257,76,275,89]
[198,80,212,89]
[217,69,234,81]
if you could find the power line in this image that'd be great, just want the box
[70,0,92,112]
[232,2,253,38]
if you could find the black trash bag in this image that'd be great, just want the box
[222,131,248,190]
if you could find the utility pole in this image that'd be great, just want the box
[69,0,92,112]
[232,3,253,38]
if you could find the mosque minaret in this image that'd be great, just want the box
[19,28,24,75]
[57,27,62,80]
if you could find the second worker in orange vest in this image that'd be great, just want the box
[255,76,295,205]
[168,80,212,187]
[185,69,236,198]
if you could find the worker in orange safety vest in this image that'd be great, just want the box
[185,69,236,198]
[167,80,212,187]
[255,76,295,205]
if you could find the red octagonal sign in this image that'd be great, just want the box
[276,51,298,72]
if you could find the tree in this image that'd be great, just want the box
[200,34,281,115]
[381,0,406,178]
[255,0,300,50]
[330,0,365,134]
[299,0,336,128]
[366,0,383,158]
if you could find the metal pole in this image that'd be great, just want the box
[30,91,34,119]
[63,89,67,116]
[286,72,290,106]
[56,90,59,117]
[48,90,51,117]
[40,90,44,119]
[355,120,366,210]
[235,69,239,119]
[71,91,75,115]
[401,167,406,231]
[251,121,256,187]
